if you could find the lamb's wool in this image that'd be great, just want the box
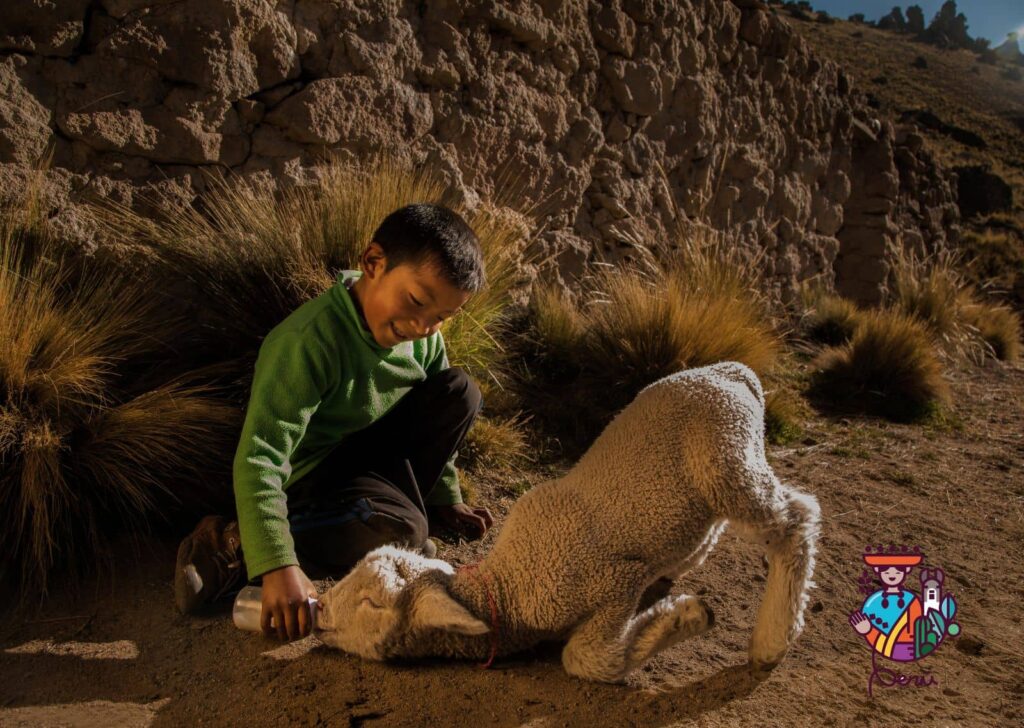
[316,361,821,682]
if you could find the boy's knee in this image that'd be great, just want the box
[371,509,429,549]
[430,367,482,415]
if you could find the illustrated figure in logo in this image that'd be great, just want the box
[848,545,960,662]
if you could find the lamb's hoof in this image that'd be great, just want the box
[748,657,781,679]
[701,600,715,629]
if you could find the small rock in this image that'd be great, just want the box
[955,635,984,656]
[911,55,928,69]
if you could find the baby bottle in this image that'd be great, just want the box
[232,585,319,632]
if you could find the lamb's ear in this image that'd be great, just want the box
[412,585,490,635]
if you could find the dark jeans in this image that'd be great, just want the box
[283,367,482,578]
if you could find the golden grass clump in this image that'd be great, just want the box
[580,263,776,396]
[890,246,977,357]
[527,281,585,367]
[461,412,533,472]
[811,308,951,422]
[582,233,778,396]
[889,245,1020,362]
[524,227,781,443]
[957,226,1024,314]
[764,389,804,445]
[798,283,861,346]
[1,172,239,597]
[959,299,1021,361]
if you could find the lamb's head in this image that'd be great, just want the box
[314,545,490,660]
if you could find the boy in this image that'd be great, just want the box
[174,203,494,641]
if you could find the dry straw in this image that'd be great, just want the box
[889,244,1020,363]
[811,308,951,421]
[1,169,238,598]
[524,203,784,443]
[797,280,861,346]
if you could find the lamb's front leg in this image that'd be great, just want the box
[562,595,714,683]
[735,487,821,673]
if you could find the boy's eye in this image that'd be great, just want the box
[410,294,423,307]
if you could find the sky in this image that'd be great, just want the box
[806,1,1024,46]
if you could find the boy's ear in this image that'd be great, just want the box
[362,241,387,277]
[411,584,489,636]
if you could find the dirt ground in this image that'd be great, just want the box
[1,358,1022,728]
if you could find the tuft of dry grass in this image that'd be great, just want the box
[889,245,1022,362]
[1,170,239,598]
[798,283,861,346]
[959,298,1021,361]
[958,226,1024,312]
[523,226,781,445]
[811,308,951,422]
[591,263,775,386]
[527,280,585,369]
[764,389,804,445]
[583,232,779,399]
[889,247,977,358]
[461,412,533,472]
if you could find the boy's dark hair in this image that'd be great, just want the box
[371,203,486,293]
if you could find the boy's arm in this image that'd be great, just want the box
[423,332,463,506]
[233,330,332,580]
[426,461,464,506]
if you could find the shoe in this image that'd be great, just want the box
[174,515,246,615]
[420,538,438,559]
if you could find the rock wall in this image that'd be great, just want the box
[0,0,960,304]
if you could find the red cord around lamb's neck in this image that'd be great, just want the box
[456,562,500,669]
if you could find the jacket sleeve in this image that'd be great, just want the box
[232,330,332,579]
[423,332,465,507]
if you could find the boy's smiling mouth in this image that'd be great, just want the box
[391,323,410,341]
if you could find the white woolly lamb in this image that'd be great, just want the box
[314,361,821,683]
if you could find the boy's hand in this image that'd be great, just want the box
[260,564,317,641]
[429,503,494,540]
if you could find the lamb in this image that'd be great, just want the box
[314,361,821,683]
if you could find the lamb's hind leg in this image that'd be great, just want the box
[732,486,821,672]
[562,596,714,683]
[625,593,715,668]
[637,519,727,612]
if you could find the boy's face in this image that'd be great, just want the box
[352,242,472,348]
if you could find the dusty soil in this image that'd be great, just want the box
[1,357,1022,728]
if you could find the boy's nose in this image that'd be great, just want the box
[412,319,440,337]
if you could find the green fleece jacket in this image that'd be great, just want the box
[232,269,462,580]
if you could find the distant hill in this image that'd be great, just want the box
[781,1,1024,308]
